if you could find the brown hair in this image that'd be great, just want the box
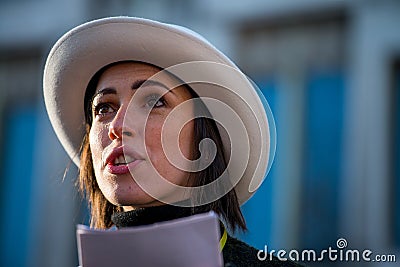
[78,61,246,232]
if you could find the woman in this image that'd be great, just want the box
[44,17,302,266]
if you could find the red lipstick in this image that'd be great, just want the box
[104,146,143,174]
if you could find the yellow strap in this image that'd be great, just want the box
[219,228,227,252]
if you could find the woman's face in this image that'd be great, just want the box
[89,62,194,210]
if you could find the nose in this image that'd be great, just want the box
[108,105,134,140]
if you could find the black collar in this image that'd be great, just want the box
[111,205,195,228]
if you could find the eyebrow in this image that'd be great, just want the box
[93,79,175,100]
[94,87,117,98]
[133,79,175,95]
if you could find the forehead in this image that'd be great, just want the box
[96,62,182,92]
[100,62,159,79]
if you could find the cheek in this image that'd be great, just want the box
[144,118,194,173]
[178,120,195,159]
[144,122,164,162]
[89,124,108,168]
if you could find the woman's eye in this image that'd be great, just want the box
[94,103,115,116]
[145,94,165,108]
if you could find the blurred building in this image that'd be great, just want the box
[0,0,399,266]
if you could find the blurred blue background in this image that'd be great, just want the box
[0,0,399,266]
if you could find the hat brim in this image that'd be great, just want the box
[43,17,271,205]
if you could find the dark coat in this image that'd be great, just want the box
[112,206,305,266]
[223,235,304,267]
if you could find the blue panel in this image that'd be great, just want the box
[395,70,400,247]
[301,70,344,249]
[0,106,36,266]
[237,77,276,249]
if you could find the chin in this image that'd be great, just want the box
[107,190,160,208]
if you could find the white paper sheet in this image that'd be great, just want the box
[76,211,223,267]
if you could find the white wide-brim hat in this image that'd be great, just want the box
[43,16,275,205]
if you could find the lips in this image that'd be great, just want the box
[104,146,144,174]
